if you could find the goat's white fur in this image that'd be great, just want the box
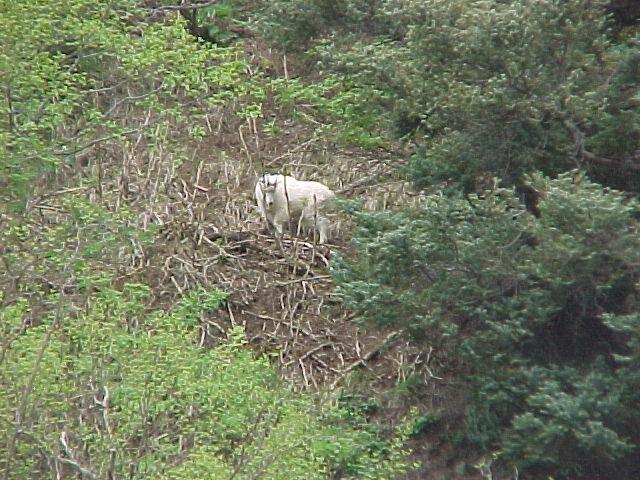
[255,174,335,243]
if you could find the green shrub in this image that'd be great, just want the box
[334,171,640,477]
[276,0,640,193]
[0,0,249,210]
[266,76,387,148]
[257,0,397,53]
[0,282,412,479]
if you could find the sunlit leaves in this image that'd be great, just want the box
[0,0,250,210]
[0,283,411,479]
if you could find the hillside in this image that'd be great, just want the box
[2,1,640,479]
[0,4,440,476]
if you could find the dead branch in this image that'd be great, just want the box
[152,1,222,11]
[330,331,400,389]
[301,344,332,362]
[275,275,331,286]
[51,130,139,157]
[58,431,97,480]
[563,118,640,172]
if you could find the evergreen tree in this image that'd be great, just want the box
[334,172,640,477]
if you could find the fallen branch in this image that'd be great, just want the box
[151,1,221,11]
[330,331,400,389]
[54,455,97,479]
[244,310,315,338]
[58,431,97,480]
[283,342,334,366]
[275,275,331,287]
[299,342,334,361]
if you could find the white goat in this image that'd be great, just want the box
[255,174,336,243]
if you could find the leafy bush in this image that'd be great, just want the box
[0,0,249,210]
[269,76,387,147]
[333,171,640,477]
[0,282,412,479]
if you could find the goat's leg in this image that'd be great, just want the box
[317,217,329,244]
[302,214,329,244]
[273,220,284,236]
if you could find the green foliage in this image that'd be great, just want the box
[257,0,390,53]
[312,400,413,479]
[0,282,412,479]
[194,1,241,44]
[269,76,386,147]
[0,0,249,210]
[334,172,640,477]
[0,192,146,300]
[405,411,441,438]
[501,363,633,475]
[269,0,640,192]
[258,0,415,54]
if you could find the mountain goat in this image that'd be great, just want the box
[255,174,336,243]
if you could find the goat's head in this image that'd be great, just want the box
[259,174,278,208]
